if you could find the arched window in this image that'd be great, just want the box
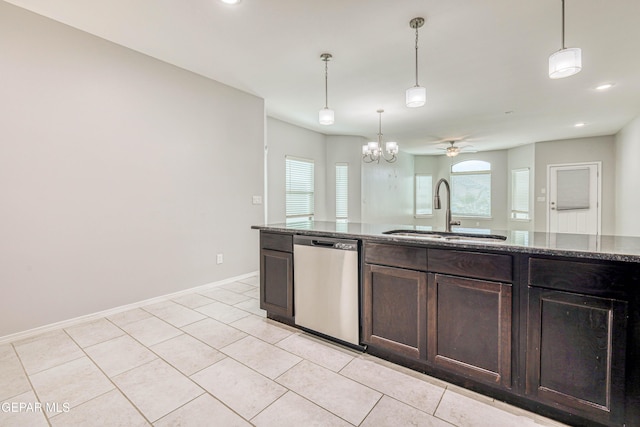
[450,160,491,217]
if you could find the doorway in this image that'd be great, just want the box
[547,162,601,235]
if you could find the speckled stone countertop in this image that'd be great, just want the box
[252,221,640,263]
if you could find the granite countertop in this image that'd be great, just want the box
[252,221,640,263]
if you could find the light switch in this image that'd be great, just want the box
[252,196,262,205]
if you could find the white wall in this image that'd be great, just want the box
[0,3,264,337]
[534,136,616,234]
[266,118,327,223]
[615,116,640,236]
[361,151,415,225]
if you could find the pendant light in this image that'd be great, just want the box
[319,53,334,125]
[362,110,399,163]
[406,17,426,108]
[548,0,582,79]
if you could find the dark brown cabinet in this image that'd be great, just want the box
[259,232,293,320]
[428,273,512,388]
[526,257,630,426]
[254,228,640,427]
[362,263,427,359]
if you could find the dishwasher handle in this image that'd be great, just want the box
[293,235,358,251]
[311,240,335,248]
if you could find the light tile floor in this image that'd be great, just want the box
[0,275,568,426]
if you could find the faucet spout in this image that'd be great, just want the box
[433,178,459,232]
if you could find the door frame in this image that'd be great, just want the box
[546,161,602,235]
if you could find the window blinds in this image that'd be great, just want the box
[336,163,348,220]
[286,156,314,220]
[511,168,530,219]
[415,174,433,216]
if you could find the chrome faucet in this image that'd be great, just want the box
[434,178,461,232]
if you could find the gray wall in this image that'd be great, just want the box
[534,136,616,234]
[0,3,264,337]
[615,115,640,236]
[325,135,367,223]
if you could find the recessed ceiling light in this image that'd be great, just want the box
[220,0,241,4]
[574,122,586,127]
[595,83,615,91]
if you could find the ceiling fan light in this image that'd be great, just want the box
[549,47,582,79]
[406,86,426,108]
[446,147,460,157]
[319,108,334,125]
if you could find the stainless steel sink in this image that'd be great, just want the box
[382,230,507,244]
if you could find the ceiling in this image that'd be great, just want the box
[6,0,640,154]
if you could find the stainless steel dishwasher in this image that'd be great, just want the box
[293,235,360,346]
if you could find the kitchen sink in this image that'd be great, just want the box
[382,230,507,244]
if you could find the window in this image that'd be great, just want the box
[451,160,491,217]
[511,168,530,220]
[336,163,348,222]
[415,174,433,216]
[286,156,314,223]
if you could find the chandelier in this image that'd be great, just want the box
[362,110,399,163]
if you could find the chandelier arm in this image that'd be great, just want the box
[381,152,396,162]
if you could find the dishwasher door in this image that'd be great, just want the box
[293,235,359,346]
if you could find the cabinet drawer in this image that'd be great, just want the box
[364,243,427,271]
[428,249,512,282]
[261,232,293,253]
[528,258,633,298]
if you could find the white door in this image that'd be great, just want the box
[547,162,600,235]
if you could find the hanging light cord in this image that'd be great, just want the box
[324,57,329,109]
[414,25,420,86]
[561,0,566,49]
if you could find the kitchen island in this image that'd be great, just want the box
[252,221,640,427]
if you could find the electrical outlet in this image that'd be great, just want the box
[252,196,262,205]
[216,253,223,264]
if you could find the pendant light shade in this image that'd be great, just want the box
[406,17,426,108]
[406,86,427,108]
[319,108,335,125]
[319,53,334,125]
[549,47,582,79]
[549,0,582,79]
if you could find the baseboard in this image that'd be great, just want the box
[0,271,259,345]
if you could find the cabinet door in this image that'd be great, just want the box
[428,274,512,388]
[526,288,627,424]
[362,264,427,359]
[260,249,293,318]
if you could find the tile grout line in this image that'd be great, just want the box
[5,279,560,427]
[8,342,54,427]
[60,326,156,426]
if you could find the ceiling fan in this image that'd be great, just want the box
[434,140,477,157]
